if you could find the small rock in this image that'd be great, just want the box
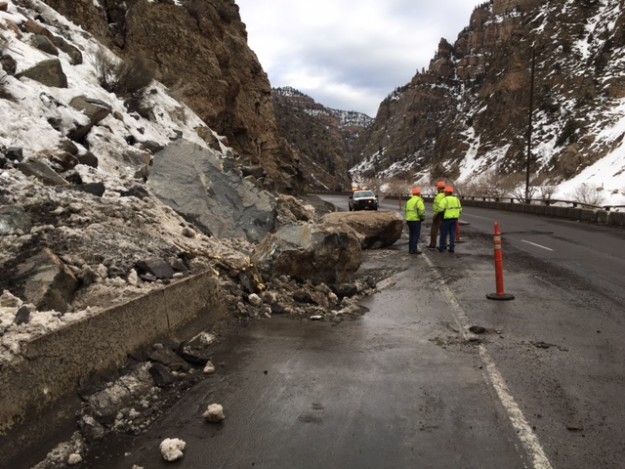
[203,361,216,374]
[469,325,486,334]
[203,403,225,423]
[6,146,23,162]
[96,264,108,279]
[566,422,584,432]
[198,332,216,346]
[14,305,32,325]
[182,227,196,238]
[148,346,191,372]
[270,303,285,314]
[67,453,82,466]
[0,291,22,308]
[79,414,106,442]
[120,185,150,199]
[248,293,262,306]
[149,363,175,387]
[333,283,359,298]
[72,182,105,197]
[127,269,139,286]
[293,289,313,303]
[159,438,186,462]
[177,344,212,366]
[135,258,175,280]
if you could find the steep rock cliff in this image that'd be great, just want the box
[40,0,303,192]
[352,0,625,189]
[272,86,373,191]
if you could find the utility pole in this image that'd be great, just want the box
[525,48,536,204]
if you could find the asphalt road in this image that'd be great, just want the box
[81,196,625,469]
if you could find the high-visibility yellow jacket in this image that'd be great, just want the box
[405,196,426,221]
[433,192,446,214]
[440,195,462,219]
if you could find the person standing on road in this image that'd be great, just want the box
[428,181,447,249]
[438,186,462,253]
[405,187,426,254]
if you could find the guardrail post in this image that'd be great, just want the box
[486,222,515,301]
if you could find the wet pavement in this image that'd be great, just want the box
[43,206,625,468]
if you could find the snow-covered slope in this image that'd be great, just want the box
[351,0,625,207]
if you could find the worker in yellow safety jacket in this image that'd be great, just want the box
[428,181,447,248]
[405,187,426,254]
[438,186,462,253]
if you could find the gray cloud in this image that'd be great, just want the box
[237,0,482,116]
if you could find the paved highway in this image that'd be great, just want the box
[81,195,625,469]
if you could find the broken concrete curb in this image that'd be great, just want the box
[0,270,226,438]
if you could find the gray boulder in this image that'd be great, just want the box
[0,206,32,235]
[17,158,68,186]
[0,53,16,75]
[147,139,276,243]
[14,248,78,313]
[322,211,403,249]
[30,34,58,56]
[16,58,67,88]
[76,151,99,168]
[135,258,175,280]
[72,182,106,197]
[51,35,83,65]
[252,223,362,285]
[6,147,23,162]
[68,96,112,141]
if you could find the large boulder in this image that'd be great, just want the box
[16,58,67,88]
[68,96,112,142]
[147,139,276,243]
[322,211,403,249]
[17,159,68,186]
[0,206,32,236]
[252,223,362,285]
[13,248,79,313]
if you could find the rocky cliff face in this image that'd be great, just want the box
[40,0,303,193]
[352,0,625,189]
[272,86,373,191]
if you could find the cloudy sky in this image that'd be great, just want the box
[237,0,483,116]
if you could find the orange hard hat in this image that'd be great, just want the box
[436,181,446,189]
[444,186,454,194]
[411,187,421,195]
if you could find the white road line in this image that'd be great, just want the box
[522,240,554,251]
[423,254,553,469]
[461,213,492,221]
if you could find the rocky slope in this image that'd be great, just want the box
[272,86,373,191]
[0,3,404,463]
[0,0,391,355]
[39,0,303,193]
[351,0,625,197]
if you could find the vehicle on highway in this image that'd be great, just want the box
[348,190,379,211]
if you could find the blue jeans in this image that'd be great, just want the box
[439,219,458,251]
[407,221,422,252]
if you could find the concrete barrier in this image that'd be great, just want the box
[0,269,226,436]
[608,211,625,226]
[455,199,625,227]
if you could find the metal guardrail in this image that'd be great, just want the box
[310,191,625,226]
[332,191,624,212]
[456,196,625,212]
